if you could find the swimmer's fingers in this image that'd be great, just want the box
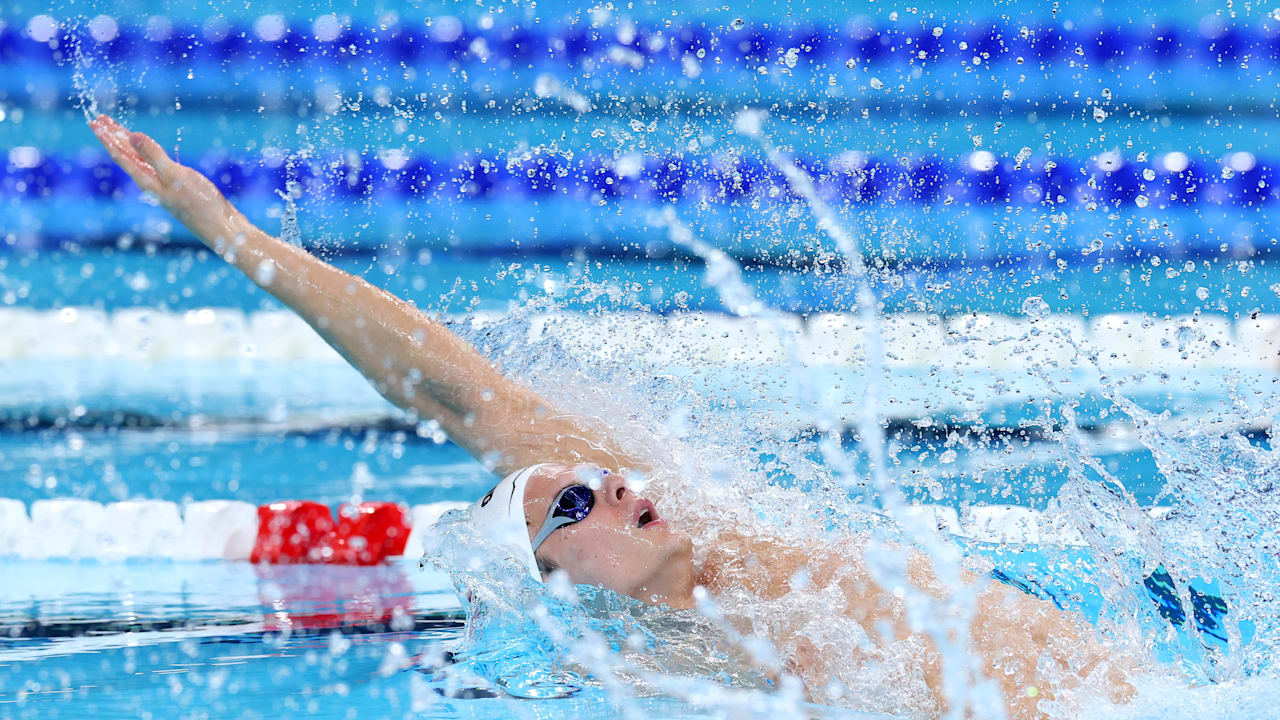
[89,115,233,236]
[89,115,161,194]
[126,130,181,182]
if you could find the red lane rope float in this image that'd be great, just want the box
[250,501,410,565]
[253,563,418,632]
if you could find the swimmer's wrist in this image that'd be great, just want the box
[198,206,267,263]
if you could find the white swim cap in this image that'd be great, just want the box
[469,463,552,582]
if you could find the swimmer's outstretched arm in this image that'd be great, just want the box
[89,114,647,477]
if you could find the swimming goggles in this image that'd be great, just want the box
[530,484,595,552]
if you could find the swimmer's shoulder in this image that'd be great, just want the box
[700,529,877,600]
[699,531,811,600]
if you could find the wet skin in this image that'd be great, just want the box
[522,463,698,609]
[521,463,1138,719]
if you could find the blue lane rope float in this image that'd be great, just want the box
[4,149,1275,209]
[2,16,1278,70]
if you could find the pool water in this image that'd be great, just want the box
[0,561,461,719]
[4,0,1280,717]
[1,559,892,718]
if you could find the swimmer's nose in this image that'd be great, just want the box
[601,470,628,507]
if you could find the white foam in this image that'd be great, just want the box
[891,503,961,535]
[966,505,1042,544]
[0,308,41,359]
[651,312,800,366]
[34,308,112,357]
[404,501,470,559]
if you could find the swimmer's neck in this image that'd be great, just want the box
[629,546,701,610]
[658,589,696,610]
[634,572,697,610]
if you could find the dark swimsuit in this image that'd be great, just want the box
[990,563,1231,646]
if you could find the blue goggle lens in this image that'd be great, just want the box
[554,485,594,522]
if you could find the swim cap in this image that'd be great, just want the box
[469,463,551,582]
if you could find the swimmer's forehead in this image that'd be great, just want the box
[523,464,573,509]
[523,463,597,511]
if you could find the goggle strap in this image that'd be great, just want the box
[530,513,580,554]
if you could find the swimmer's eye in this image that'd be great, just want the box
[554,485,594,522]
[530,484,595,553]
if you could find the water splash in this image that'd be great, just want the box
[418,506,782,712]
[734,109,1008,718]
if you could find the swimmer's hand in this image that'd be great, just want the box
[89,114,247,247]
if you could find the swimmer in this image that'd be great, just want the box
[89,114,1138,719]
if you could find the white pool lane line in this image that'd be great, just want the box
[0,498,469,561]
[0,497,1174,562]
[1,306,1276,370]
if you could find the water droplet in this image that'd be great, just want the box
[1135,195,1149,208]
[1092,106,1107,123]
[733,109,766,137]
[255,259,277,286]
[1142,168,1156,181]
[1021,295,1050,320]
[1196,286,1210,301]
[869,78,884,90]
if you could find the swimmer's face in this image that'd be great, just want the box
[524,463,695,608]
